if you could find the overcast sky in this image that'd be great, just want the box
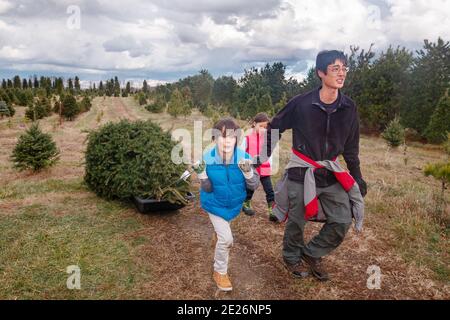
[0,0,449,85]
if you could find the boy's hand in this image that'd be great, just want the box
[192,160,206,174]
[238,159,254,179]
[238,159,252,173]
[192,160,208,179]
[252,155,262,169]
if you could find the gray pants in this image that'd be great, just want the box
[283,178,352,264]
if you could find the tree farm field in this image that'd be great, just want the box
[0,96,448,299]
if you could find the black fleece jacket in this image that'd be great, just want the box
[261,87,362,187]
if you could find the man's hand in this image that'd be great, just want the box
[355,177,367,197]
[238,159,254,179]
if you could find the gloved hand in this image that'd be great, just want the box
[355,177,367,197]
[252,155,262,169]
[352,206,364,233]
[192,160,207,179]
[238,159,254,179]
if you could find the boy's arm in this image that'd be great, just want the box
[244,167,260,191]
[199,176,213,193]
[239,159,260,191]
[194,161,213,193]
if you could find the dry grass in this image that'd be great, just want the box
[0,97,448,299]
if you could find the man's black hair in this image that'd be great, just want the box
[315,50,347,78]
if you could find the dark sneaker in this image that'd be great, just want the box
[283,259,309,278]
[242,200,255,216]
[302,254,330,281]
[268,201,278,222]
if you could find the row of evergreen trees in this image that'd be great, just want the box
[1,37,448,143]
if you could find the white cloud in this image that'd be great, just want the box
[0,0,13,14]
[0,0,448,81]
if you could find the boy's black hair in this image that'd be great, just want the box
[252,112,270,127]
[315,50,347,78]
[212,117,242,142]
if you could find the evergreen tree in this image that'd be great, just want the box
[258,92,273,115]
[80,95,92,113]
[401,38,450,136]
[13,75,21,88]
[359,46,413,131]
[138,92,147,105]
[261,62,286,104]
[122,81,131,97]
[237,67,270,118]
[181,86,193,109]
[114,76,120,97]
[74,76,81,93]
[145,94,166,113]
[425,91,450,143]
[167,88,185,118]
[99,81,104,96]
[298,67,321,94]
[143,80,149,94]
[25,97,51,121]
[68,78,74,93]
[243,95,259,120]
[61,94,79,120]
[212,76,237,107]
[0,100,11,118]
[274,91,288,114]
[11,123,60,172]
[381,117,405,147]
[55,77,64,95]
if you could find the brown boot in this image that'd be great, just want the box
[302,254,330,281]
[213,271,233,291]
[283,259,309,278]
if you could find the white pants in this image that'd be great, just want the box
[208,213,233,274]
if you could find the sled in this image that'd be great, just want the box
[133,192,195,214]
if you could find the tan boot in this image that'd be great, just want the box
[213,271,233,291]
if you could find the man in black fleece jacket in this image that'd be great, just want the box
[255,50,367,281]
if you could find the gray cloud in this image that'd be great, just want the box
[103,35,152,57]
[0,0,449,82]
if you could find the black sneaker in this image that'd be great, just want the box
[302,254,330,281]
[268,202,278,222]
[242,200,255,216]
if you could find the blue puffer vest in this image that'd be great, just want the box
[200,145,252,221]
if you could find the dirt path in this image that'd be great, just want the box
[132,182,297,299]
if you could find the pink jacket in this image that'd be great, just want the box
[243,130,272,177]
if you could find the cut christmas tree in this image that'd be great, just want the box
[84,120,193,212]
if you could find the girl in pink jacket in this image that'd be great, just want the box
[241,113,276,222]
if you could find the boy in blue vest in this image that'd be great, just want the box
[193,117,260,291]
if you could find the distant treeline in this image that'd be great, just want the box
[0,37,449,143]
